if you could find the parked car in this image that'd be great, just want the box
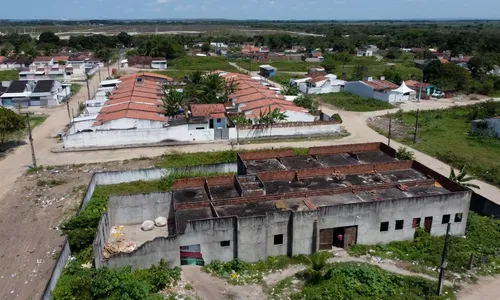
[432,91,445,98]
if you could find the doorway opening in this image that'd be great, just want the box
[424,217,433,234]
[180,244,204,266]
[319,226,358,251]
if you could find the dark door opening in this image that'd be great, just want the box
[424,217,433,234]
[319,226,358,251]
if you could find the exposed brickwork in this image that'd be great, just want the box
[308,142,381,156]
[238,149,295,161]
[257,170,296,181]
[207,175,235,186]
[171,177,206,190]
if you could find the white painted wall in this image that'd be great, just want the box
[95,118,166,130]
[63,122,341,148]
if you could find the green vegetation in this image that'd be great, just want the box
[395,147,415,160]
[292,262,455,300]
[70,83,81,96]
[350,212,500,275]
[294,94,319,113]
[1,112,47,145]
[0,70,19,81]
[449,166,480,190]
[37,179,67,187]
[272,72,305,86]
[154,70,188,81]
[203,256,302,285]
[318,92,394,112]
[387,101,500,187]
[155,150,237,168]
[51,259,180,300]
[168,56,239,72]
[331,113,342,124]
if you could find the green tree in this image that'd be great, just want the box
[185,73,238,104]
[254,107,288,125]
[468,56,494,80]
[300,251,332,283]
[96,47,113,77]
[294,94,319,113]
[385,47,402,59]
[162,88,186,117]
[395,147,415,160]
[383,67,403,85]
[424,60,471,92]
[449,165,480,190]
[352,64,368,80]
[231,114,251,144]
[201,43,211,53]
[280,85,300,96]
[0,107,26,144]
[117,32,133,47]
[38,31,60,45]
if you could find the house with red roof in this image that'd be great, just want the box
[189,104,227,130]
[344,77,413,103]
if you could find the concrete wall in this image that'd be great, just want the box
[317,192,471,245]
[63,121,340,148]
[180,217,236,263]
[104,236,180,269]
[230,123,341,140]
[238,216,268,262]
[344,81,374,98]
[292,211,319,255]
[107,192,172,226]
[266,211,291,257]
[93,211,110,268]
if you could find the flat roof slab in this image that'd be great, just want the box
[279,156,324,170]
[264,177,346,195]
[380,169,426,183]
[173,188,209,204]
[308,193,364,207]
[209,185,240,200]
[354,151,396,163]
[245,158,285,173]
[176,207,213,233]
[316,153,360,167]
[216,201,279,217]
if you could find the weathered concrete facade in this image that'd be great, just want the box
[94,142,472,270]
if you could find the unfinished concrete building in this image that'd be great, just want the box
[93,142,471,269]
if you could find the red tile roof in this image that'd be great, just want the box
[0,56,5,62]
[105,97,162,106]
[119,72,173,81]
[460,56,473,63]
[362,80,399,91]
[190,104,226,118]
[240,99,293,112]
[439,58,449,64]
[53,56,69,62]
[100,102,163,114]
[312,52,323,58]
[33,56,53,62]
[94,110,167,126]
[405,80,430,90]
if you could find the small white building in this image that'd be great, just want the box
[99,79,122,89]
[293,74,345,95]
[344,77,408,103]
[151,59,167,70]
[0,80,70,107]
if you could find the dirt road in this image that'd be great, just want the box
[458,276,500,300]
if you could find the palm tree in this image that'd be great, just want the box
[162,88,186,117]
[280,85,300,96]
[449,165,480,190]
[96,47,113,77]
[231,114,250,145]
[300,251,332,283]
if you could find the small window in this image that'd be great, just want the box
[442,214,450,224]
[274,234,283,245]
[395,220,404,230]
[216,118,221,122]
[412,218,421,228]
[455,213,463,223]
[380,222,389,232]
[220,240,230,247]
[195,127,204,130]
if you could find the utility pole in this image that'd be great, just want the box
[437,222,451,296]
[418,72,424,103]
[65,87,71,122]
[388,113,392,147]
[25,113,37,168]
[98,65,101,82]
[413,109,420,144]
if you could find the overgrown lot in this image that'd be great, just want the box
[350,212,500,275]
[369,101,500,187]
[291,262,455,300]
[318,92,394,112]
[0,69,19,80]
[168,56,239,71]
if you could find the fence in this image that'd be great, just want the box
[40,162,237,299]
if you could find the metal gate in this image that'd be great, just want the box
[319,228,334,250]
[214,128,229,140]
[343,226,358,251]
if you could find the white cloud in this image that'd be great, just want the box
[269,0,275,6]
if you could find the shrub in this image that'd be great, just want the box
[294,94,319,113]
[395,147,415,160]
[331,113,342,124]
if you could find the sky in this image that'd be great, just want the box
[1,0,499,20]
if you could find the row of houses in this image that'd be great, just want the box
[0,79,70,107]
[63,70,339,148]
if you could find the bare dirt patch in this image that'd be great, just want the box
[367,115,413,140]
[0,159,156,299]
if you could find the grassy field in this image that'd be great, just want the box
[0,70,19,81]
[379,102,500,187]
[168,56,239,72]
[317,92,394,112]
[153,70,189,81]
[272,72,306,86]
